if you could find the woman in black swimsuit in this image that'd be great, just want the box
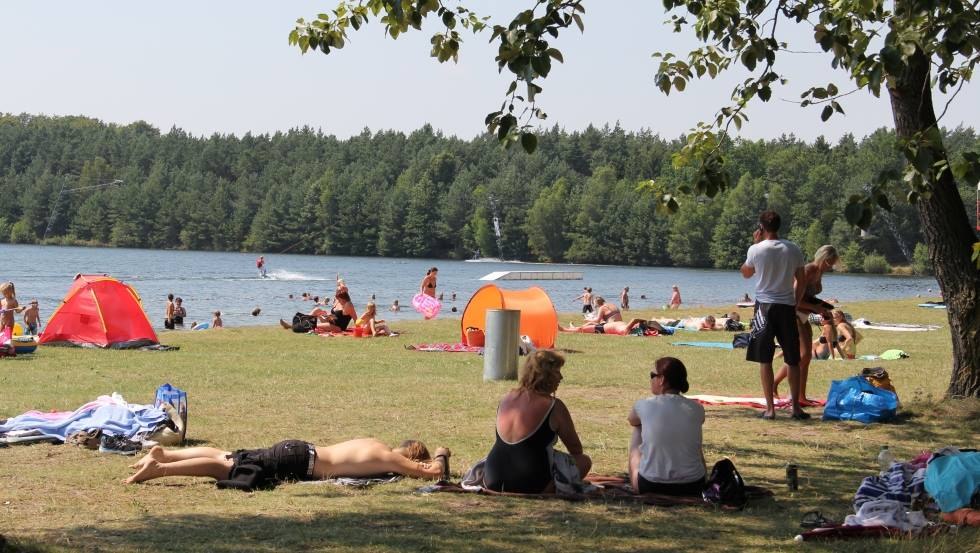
[420,267,438,299]
[317,290,357,333]
[482,351,591,493]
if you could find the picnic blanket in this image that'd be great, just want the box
[858,350,910,361]
[300,475,403,488]
[672,341,734,350]
[852,319,940,332]
[418,477,773,508]
[917,302,946,309]
[688,394,826,410]
[406,343,484,353]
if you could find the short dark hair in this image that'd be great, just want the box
[758,211,781,232]
[168,293,174,300]
[655,356,690,393]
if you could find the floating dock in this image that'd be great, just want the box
[480,271,583,281]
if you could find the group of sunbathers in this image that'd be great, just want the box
[559,298,743,335]
[127,351,710,498]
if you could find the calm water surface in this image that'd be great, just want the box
[0,245,938,328]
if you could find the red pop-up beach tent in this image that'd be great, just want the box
[39,275,158,349]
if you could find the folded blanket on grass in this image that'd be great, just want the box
[300,474,403,488]
[406,343,484,353]
[672,341,735,350]
[688,395,826,410]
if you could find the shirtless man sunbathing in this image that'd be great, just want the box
[125,438,450,485]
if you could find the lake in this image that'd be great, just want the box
[0,244,938,328]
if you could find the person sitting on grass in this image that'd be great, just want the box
[356,302,391,336]
[627,356,706,496]
[482,350,591,493]
[585,296,622,324]
[125,438,450,485]
[811,315,844,360]
[833,310,860,359]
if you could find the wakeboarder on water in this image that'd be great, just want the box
[256,256,267,278]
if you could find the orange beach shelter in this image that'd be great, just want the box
[461,285,558,349]
[40,275,158,348]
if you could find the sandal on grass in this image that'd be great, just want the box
[800,511,837,529]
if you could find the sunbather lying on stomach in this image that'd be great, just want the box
[124,438,449,484]
[560,318,669,335]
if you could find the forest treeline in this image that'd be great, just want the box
[1,113,977,273]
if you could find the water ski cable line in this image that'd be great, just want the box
[43,179,124,240]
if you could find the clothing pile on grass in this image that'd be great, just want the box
[797,447,980,542]
[0,392,184,453]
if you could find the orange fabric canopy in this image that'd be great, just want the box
[461,285,558,349]
[40,275,158,348]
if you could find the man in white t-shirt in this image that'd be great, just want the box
[740,211,807,420]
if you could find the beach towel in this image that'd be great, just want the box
[0,393,168,442]
[407,343,484,353]
[300,475,403,488]
[859,350,910,361]
[672,341,735,350]
[688,395,826,410]
[917,303,946,309]
[418,479,773,509]
[852,319,940,332]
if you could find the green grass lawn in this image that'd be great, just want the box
[1,298,977,552]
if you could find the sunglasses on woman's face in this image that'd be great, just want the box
[649,371,661,379]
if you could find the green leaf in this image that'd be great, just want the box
[820,105,833,121]
[740,49,757,71]
[673,76,686,91]
[758,86,771,101]
[572,13,584,32]
[546,48,564,63]
[520,132,538,154]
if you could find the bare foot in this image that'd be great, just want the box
[279,319,291,330]
[129,445,166,470]
[125,459,162,484]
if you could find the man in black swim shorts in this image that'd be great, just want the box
[741,211,808,421]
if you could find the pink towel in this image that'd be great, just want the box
[688,394,826,410]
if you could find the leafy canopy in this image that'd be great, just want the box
[290,0,980,230]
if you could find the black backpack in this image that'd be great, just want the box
[732,332,751,348]
[724,319,744,331]
[702,458,747,508]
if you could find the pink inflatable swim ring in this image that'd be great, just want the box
[412,293,442,320]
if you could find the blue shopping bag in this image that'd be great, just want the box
[822,376,898,424]
[154,383,188,443]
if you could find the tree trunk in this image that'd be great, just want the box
[887,48,980,398]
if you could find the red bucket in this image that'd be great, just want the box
[465,328,485,347]
[353,326,364,337]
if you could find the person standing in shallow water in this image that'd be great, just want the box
[420,267,438,298]
[668,285,682,309]
[164,294,176,330]
[620,287,630,310]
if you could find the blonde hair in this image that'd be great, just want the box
[398,439,431,461]
[518,350,565,395]
[813,245,839,267]
[365,302,377,316]
[0,282,14,296]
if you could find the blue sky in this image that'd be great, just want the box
[1,1,977,141]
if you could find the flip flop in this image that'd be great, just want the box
[791,412,812,421]
[800,511,836,528]
[758,411,776,420]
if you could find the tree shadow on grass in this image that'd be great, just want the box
[23,499,798,553]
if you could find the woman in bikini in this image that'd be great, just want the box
[420,267,438,299]
[833,310,860,359]
[482,350,591,493]
[356,302,391,336]
[774,244,839,400]
[125,438,450,484]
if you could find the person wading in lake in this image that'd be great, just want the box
[420,267,438,298]
[741,211,808,421]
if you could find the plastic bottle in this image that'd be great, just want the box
[877,446,895,473]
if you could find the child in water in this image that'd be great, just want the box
[0,282,26,354]
[211,311,224,329]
